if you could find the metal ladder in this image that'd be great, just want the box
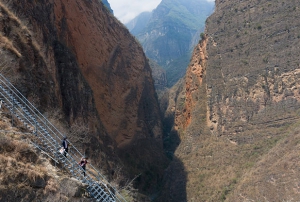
[0,74,126,202]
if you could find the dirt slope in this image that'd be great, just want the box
[0,113,94,202]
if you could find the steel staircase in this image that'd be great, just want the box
[0,74,126,202]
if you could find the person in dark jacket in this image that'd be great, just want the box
[62,137,68,157]
[79,157,88,177]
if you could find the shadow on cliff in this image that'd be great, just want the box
[156,102,187,201]
[155,156,187,202]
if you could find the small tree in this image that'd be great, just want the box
[200,32,206,40]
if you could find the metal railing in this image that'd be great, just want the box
[0,74,126,202]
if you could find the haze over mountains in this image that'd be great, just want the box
[126,0,214,86]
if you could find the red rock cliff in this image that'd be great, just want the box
[53,0,162,147]
[0,0,167,194]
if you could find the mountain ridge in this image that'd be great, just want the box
[101,0,113,14]
[127,0,214,86]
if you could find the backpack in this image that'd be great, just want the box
[80,159,87,167]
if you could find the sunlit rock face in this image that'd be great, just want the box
[159,0,300,201]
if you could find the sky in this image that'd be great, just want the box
[108,0,215,24]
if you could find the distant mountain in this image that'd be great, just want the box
[101,0,113,14]
[126,11,152,36]
[126,0,214,86]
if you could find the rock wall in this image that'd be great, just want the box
[0,0,167,195]
[158,36,210,201]
[206,0,300,138]
[160,0,300,201]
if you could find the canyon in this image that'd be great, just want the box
[0,0,167,200]
[1,0,300,201]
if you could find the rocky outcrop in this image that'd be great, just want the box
[174,35,208,134]
[0,0,167,195]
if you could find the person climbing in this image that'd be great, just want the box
[79,157,88,177]
[61,136,68,157]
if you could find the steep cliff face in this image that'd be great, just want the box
[160,0,300,201]
[0,0,166,196]
[174,36,208,134]
[159,36,212,201]
[53,0,162,147]
[206,0,300,137]
[203,0,300,200]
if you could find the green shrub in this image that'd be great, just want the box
[200,32,206,40]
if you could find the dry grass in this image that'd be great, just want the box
[0,136,15,153]
[43,177,58,194]
[15,140,39,163]
[0,1,20,22]
[0,154,43,183]
[0,134,48,189]
[0,1,31,34]
[0,0,47,63]
[0,34,21,57]
[0,118,11,130]
[0,2,24,58]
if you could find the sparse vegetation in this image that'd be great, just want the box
[242,60,248,65]
[0,134,46,189]
[0,33,22,57]
[257,24,262,30]
[263,57,269,63]
[0,113,99,201]
[200,32,206,40]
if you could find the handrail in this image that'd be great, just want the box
[29,140,59,163]
[0,74,117,184]
[0,74,107,179]
[0,73,126,202]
